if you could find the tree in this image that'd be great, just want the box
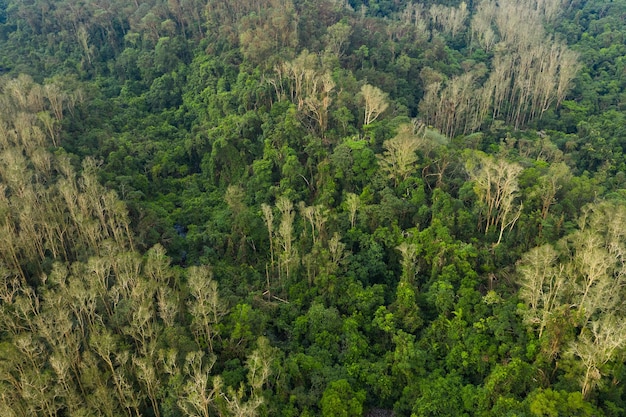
[303,73,335,136]
[567,314,626,399]
[517,244,565,338]
[188,266,226,352]
[344,193,360,229]
[299,202,328,247]
[518,202,626,397]
[377,123,420,186]
[225,185,254,260]
[276,196,298,286]
[429,2,469,38]
[421,0,580,136]
[465,151,523,244]
[178,351,219,417]
[272,51,336,136]
[238,0,299,66]
[320,379,366,417]
[133,355,162,417]
[218,337,275,417]
[89,327,141,417]
[360,84,388,126]
[261,203,276,282]
[419,69,490,138]
[536,162,571,236]
[528,389,596,417]
[411,375,466,417]
[324,21,352,59]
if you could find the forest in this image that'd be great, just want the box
[0,0,626,415]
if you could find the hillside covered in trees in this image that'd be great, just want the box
[1,0,626,415]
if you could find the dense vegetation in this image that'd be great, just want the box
[1,0,626,416]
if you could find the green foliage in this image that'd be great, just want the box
[320,379,366,417]
[409,374,467,417]
[528,389,597,417]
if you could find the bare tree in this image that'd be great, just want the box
[178,351,219,417]
[276,196,298,284]
[344,193,360,229]
[188,266,226,352]
[272,51,336,135]
[568,315,626,398]
[465,151,523,244]
[360,84,389,126]
[429,2,469,38]
[423,0,580,137]
[517,244,565,338]
[518,201,626,397]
